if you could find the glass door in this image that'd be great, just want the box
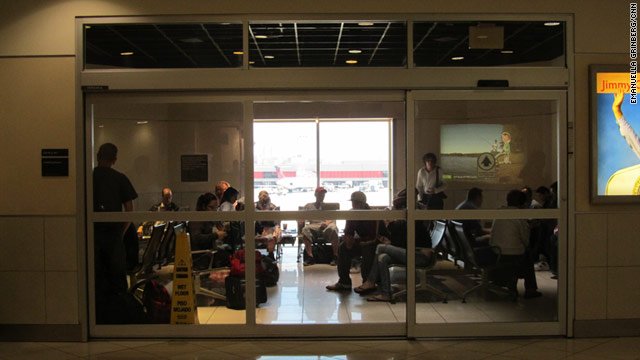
[406,90,567,337]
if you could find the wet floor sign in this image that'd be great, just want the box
[170,227,197,324]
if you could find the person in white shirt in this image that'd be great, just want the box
[490,190,541,299]
[300,187,339,266]
[415,152,446,209]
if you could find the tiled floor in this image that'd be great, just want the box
[198,246,558,325]
[1,337,639,359]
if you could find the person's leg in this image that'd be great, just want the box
[360,242,377,283]
[301,225,317,258]
[496,255,519,294]
[520,253,541,298]
[337,241,359,286]
[377,245,407,297]
[323,223,340,259]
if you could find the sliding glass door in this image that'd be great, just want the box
[406,90,567,337]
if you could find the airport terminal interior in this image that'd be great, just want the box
[4,2,640,352]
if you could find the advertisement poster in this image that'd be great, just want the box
[593,70,640,199]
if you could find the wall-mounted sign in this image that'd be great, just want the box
[181,154,208,182]
[41,148,69,177]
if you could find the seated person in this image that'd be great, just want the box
[326,191,378,292]
[300,187,339,266]
[137,187,180,238]
[255,190,281,260]
[455,187,491,246]
[218,187,243,249]
[150,187,180,212]
[214,180,230,202]
[188,193,226,251]
[490,190,541,299]
[351,189,434,302]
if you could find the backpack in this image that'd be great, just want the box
[258,256,280,287]
[142,279,171,324]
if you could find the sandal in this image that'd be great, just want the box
[366,294,391,302]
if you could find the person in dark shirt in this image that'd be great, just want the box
[149,187,180,212]
[188,192,226,251]
[326,191,378,292]
[138,187,180,238]
[353,189,435,302]
[92,143,138,323]
[455,187,491,247]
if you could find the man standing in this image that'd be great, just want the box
[93,143,138,323]
[300,187,339,266]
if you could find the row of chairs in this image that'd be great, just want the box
[391,220,510,303]
[441,220,511,302]
[129,221,227,304]
[128,222,178,289]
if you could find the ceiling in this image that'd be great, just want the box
[84,21,564,69]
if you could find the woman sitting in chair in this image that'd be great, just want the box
[255,190,281,260]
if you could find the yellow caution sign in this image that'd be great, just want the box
[170,227,197,324]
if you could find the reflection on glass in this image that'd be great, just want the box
[414,100,559,210]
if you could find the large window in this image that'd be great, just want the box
[253,118,392,210]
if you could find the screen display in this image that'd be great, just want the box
[440,123,525,185]
[593,70,640,198]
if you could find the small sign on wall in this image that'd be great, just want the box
[181,154,208,182]
[42,149,69,177]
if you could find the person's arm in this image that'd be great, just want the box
[613,89,624,120]
[416,168,424,195]
[121,199,134,236]
[434,167,447,194]
[616,114,640,160]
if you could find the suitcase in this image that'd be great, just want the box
[224,276,267,310]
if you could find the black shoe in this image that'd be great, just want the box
[524,290,542,299]
[303,256,315,266]
[326,282,352,292]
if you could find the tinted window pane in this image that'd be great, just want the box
[413,21,565,67]
[85,23,243,69]
[249,21,407,67]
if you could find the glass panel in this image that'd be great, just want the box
[249,21,407,67]
[413,100,559,209]
[319,121,391,208]
[253,121,317,210]
[411,97,559,325]
[252,100,405,324]
[85,23,243,69]
[413,21,565,67]
[93,101,245,207]
[90,99,246,325]
[413,217,559,324]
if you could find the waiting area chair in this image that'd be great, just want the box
[391,220,448,304]
[447,221,510,303]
